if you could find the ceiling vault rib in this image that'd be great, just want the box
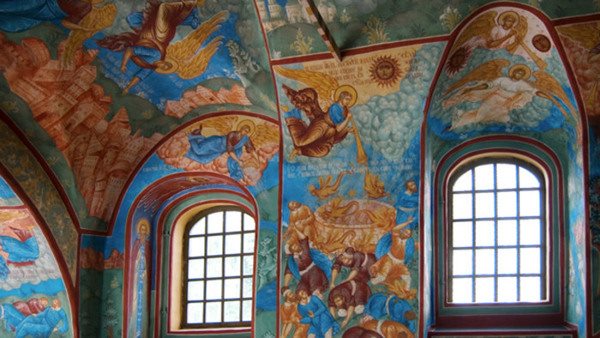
[301,0,342,61]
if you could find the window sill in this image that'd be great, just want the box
[428,323,577,337]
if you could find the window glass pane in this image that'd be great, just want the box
[475,221,494,247]
[497,191,517,217]
[206,280,222,300]
[474,164,494,190]
[452,249,473,275]
[452,277,473,303]
[225,256,241,277]
[224,301,241,322]
[519,191,541,217]
[187,303,204,324]
[520,219,541,245]
[225,234,242,254]
[496,163,517,189]
[243,255,254,276]
[188,281,204,301]
[206,235,223,256]
[190,218,206,235]
[519,167,540,188]
[497,248,517,274]
[520,277,542,302]
[243,233,255,254]
[205,302,222,323]
[475,277,495,302]
[207,212,223,234]
[188,237,205,257]
[244,213,255,231]
[243,277,253,298]
[452,193,472,219]
[497,277,517,302]
[475,249,495,275]
[206,257,223,278]
[242,300,252,321]
[453,169,472,192]
[452,221,472,248]
[224,278,241,299]
[520,248,541,274]
[497,220,517,246]
[188,259,204,279]
[226,211,242,232]
[475,192,494,218]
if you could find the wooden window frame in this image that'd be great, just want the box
[446,157,547,305]
[181,206,254,329]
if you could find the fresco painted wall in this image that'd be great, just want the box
[0,120,78,282]
[275,42,443,337]
[0,0,275,231]
[426,5,586,335]
[557,19,600,335]
[255,0,600,59]
[95,113,281,337]
[0,177,73,337]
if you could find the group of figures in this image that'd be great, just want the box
[1,297,68,337]
[280,178,420,338]
[441,9,577,132]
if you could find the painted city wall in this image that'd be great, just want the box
[275,42,443,337]
[0,0,275,231]
[0,177,73,337]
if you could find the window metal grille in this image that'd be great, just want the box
[448,159,546,304]
[182,207,255,327]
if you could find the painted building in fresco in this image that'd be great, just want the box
[0,0,598,337]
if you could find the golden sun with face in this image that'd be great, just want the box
[369,55,403,87]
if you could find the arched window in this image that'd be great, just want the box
[182,206,256,328]
[448,158,546,304]
[432,142,567,332]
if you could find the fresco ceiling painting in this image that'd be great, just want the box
[0,0,598,337]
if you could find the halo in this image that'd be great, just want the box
[508,64,531,80]
[136,219,151,236]
[236,119,256,136]
[155,59,178,74]
[497,10,519,25]
[334,85,358,107]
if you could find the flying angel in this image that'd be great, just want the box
[446,10,547,73]
[275,66,367,164]
[443,59,577,130]
[98,0,227,94]
[184,116,277,184]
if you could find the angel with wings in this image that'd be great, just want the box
[178,116,278,185]
[276,66,367,162]
[447,10,547,74]
[186,119,260,181]
[97,0,227,94]
[443,59,577,130]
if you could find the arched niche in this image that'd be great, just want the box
[422,3,588,335]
